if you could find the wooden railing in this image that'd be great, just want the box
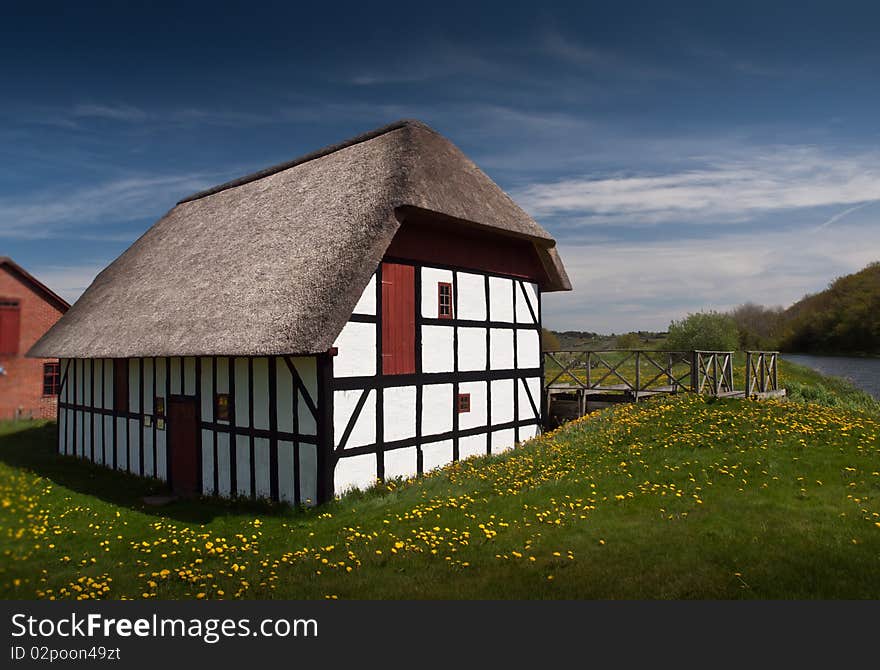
[745,351,779,395]
[692,351,735,396]
[544,349,693,399]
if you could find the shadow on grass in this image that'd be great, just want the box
[0,421,309,524]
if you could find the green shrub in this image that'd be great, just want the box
[665,311,739,351]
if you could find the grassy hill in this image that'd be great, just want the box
[1,361,879,599]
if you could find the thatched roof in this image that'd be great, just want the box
[30,119,570,359]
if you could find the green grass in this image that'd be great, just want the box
[1,370,879,599]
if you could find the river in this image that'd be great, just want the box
[782,354,880,399]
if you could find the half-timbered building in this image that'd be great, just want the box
[29,119,570,504]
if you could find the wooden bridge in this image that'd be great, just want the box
[543,350,784,425]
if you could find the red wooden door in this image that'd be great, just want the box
[169,397,199,496]
[381,262,415,375]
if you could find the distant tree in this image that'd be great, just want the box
[665,311,739,351]
[729,302,784,350]
[541,328,561,351]
[615,332,642,349]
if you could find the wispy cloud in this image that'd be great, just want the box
[544,220,880,333]
[0,173,216,239]
[539,28,680,81]
[512,146,880,225]
[27,262,105,304]
[72,103,149,122]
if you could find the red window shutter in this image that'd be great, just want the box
[381,262,416,375]
[0,302,20,355]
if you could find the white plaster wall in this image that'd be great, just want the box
[459,434,487,460]
[66,409,73,455]
[143,428,154,476]
[215,357,229,395]
[491,428,515,454]
[352,274,376,315]
[59,359,68,404]
[58,409,66,454]
[334,452,377,494]
[383,386,416,442]
[116,417,127,471]
[293,357,318,435]
[83,414,91,459]
[517,329,541,369]
[103,359,113,408]
[184,357,196,395]
[201,430,214,494]
[422,383,453,436]
[93,415,103,465]
[170,357,181,395]
[333,321,376,377]
[518,377,542,421]
[384,446,418,480]
[278,440,295,504]
[76,360,83,405]
[515,281,539,324]
[519,424,540,442]
[128,419,140,475]
[216,432,231,496]
[200,357,213,421]
[254,437,271,498]
[155,357,166,404]
[489,329,515,370]
[275,358,294,433]
[458,327,487,371]
[458,381,488,431]
[421,267,454,318]
[236,435,250,496]
[456,271,486,320]
[422,439,453,472]
[489,276,514,322]
[334,389,376,449]
[422,326,454,373]
[253,358,270,431]
[83,361,92,408]
[299,443,317,505]
[103,416,113,465]
[142,359,153,414]
[491,379,515,425]
[93,359,103,409]
[234,358,249,426]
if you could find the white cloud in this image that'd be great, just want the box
[72,103,149,122]
[513,146,880,225]
[543,220,880,333]
[0,173,215,239]
[28,262,105,304]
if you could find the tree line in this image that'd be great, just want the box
[543,261,880,355]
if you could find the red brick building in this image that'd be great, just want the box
[0,258,69,420]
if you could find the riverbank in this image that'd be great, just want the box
[779,356,880,408]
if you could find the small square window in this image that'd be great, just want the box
[155,397,165,417]
[215,393,231,422]
[438,282,453,319]
[457,393,470,413]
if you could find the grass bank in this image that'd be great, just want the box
[2,372,879,599]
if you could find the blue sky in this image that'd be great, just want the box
[3,1,880,332]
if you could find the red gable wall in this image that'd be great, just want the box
[0,263,67,420]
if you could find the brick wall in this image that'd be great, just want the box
[0,267,66,420]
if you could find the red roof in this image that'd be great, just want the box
[0,257,70,313]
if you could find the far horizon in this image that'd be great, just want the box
[3,2,880,333]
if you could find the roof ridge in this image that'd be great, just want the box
[178,118,435,205]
